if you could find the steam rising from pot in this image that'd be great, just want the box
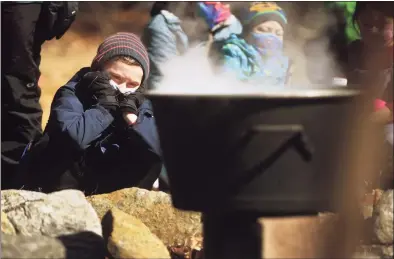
[148,2,345,95]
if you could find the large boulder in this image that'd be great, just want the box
[1,189,102,237]
[354,245,393,259]
[1,211,16,235]
[103,208,170,259]
[87,188,202,246]
[1,189,106,259]
[1,232,105,259]
[56,231,106,259]
[1,234,66,259]
[373,190,393,244]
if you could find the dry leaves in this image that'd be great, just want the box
[168,235,203,259]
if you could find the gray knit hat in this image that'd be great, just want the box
[91,32,150,86]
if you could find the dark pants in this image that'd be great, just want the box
[1,3,46,189]
[15,132,163,195]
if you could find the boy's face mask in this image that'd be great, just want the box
[250,32,284,56]
[109,80,139,95]
[103,59,144,95]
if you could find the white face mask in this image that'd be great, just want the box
[109,79,139,95]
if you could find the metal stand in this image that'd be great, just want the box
[203,212,263,259]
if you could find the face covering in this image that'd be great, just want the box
[250,32,283,56]
[109,79,138,95]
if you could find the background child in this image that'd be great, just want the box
[142,2,189,91]
[218,2,291,86]
[347,2,393,189]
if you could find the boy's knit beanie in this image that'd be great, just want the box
[91,32,150,86]
[240,2,287,32]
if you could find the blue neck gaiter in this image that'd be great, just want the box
[250,32,283,56]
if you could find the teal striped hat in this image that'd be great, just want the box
[240,2,287,31]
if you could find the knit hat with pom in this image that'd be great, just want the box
[240,2,287,32]
[91,32,150,86]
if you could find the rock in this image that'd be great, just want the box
[85,195,114,219]
[352,252,380,259]
[1,211,16,235]
[1,232,105,259]
[373,190,393,244]
[1,189,102,237]
[1,234,66,259]
[103,208,170,259]
[355,245,394,259]
[381,245,393,258]
[87,188,202,246]
[57,231,106,259]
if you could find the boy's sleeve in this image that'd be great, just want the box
[120,101,162,157]
[46,84,115,150]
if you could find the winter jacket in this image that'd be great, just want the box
[18,68,162,193]
[142,10,189,90]
[220,34,290,86]
[325,2,360,43]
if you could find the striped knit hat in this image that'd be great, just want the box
[240,2,287,32]
[91,32,150,86]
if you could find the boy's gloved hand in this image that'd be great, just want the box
[75,71,119,116]
[118,93,144,125]
[197,2,231,30]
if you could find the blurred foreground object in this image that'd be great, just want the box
[345,2,393,191]
[148,88,362,259]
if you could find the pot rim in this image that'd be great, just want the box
[147,88,360,99]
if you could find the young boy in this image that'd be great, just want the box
[218,2,291,86]
[16,32,162,194]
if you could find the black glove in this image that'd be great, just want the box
[118,92,145,115]
[75,71,119,116]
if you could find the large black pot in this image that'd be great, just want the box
[148,88,360,215]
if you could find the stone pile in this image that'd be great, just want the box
[354,189,393,259]
[2,187,391,259]
[1,188,202,259]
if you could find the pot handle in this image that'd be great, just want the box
[249,124,314,161]
[225,124,315,195]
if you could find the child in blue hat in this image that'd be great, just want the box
[219,2,292,86]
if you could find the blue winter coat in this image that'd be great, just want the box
[220,34,290,86]
[45,69,161,157]
[142,10,189,90]
[19,68,163,192]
